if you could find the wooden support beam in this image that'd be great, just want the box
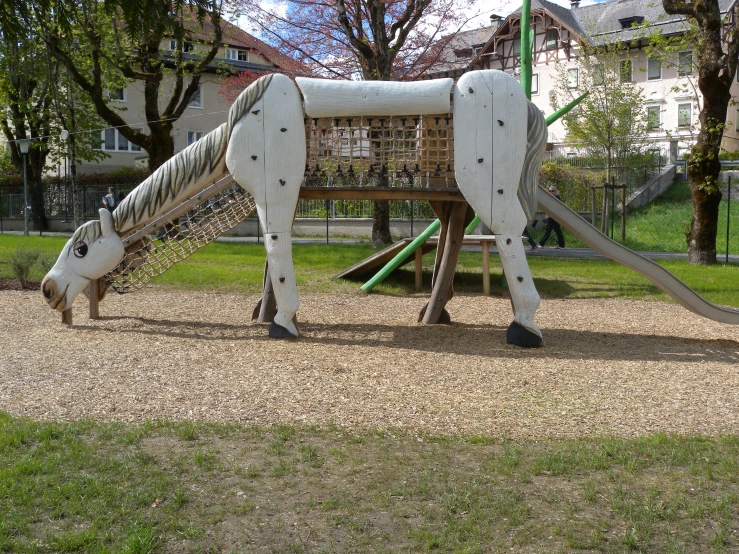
[482,242,491,296]
[61,309,72,325]
[298,187,465,202]
[422,202,468,324]
[88,280,100,320]
[253,260,277,323]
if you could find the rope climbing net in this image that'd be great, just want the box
[104,182,256,294]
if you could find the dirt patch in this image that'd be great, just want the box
[1,289,738,438]
[0,278,40,291]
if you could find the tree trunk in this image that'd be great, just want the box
[372,200,392,246]
[146,122,176,172]
[685,75,730,265]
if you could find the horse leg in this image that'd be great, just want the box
[226,74,305,338]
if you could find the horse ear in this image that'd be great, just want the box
[99,208,117,238]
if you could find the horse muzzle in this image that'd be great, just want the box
[40,277,69,312]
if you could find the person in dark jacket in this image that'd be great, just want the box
[538,186,565,249]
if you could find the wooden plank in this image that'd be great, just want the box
[489,71,527,229]
[453,72,493,225]
[227,95,267,227]
[422,202,468,324]
[264,75,306,232]
[88,280,100,320]
[298,187,466,202]
[254,260,277,323]
[296,77,453,117]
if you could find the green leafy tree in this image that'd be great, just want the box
[552,42,648,233]
[647,0,739,264]
[29,0,225,172]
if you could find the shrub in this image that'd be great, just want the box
[37,252,58,275]
[9,247,40,288]
[538,162,605,212]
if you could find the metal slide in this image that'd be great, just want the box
[538,186,739,324]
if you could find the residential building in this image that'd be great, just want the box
[85,18,302,173]
[425,0,739,159]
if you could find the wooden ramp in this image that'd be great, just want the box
[336,239,437,279]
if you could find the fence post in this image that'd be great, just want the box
[727,176,731,264]
[610,176,615,240]
[0,190,3,234]
[82,182,87,222]
[325,199,329,244]
[621,183,626,244]
[591,186,596,228]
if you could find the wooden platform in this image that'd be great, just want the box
[337,234,499,294]
[299,187,465,202]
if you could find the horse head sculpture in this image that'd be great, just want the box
[40,209,124,312]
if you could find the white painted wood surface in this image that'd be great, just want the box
[453,70,541,338]
[297,77,453,117]
[226,96,267,227]
[264,232,300,336]
[263,75,307,233]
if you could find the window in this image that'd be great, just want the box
[678,103,692,127]
[647,57,661,80]
[531,73,539,95]
[620,59,632,82]
[187,131,203,145]
[225,48,249,61]
[678,51,692,75]
[109,87,126,102]
[545,30,558,50]
[512,31,521,56]
[567,68,578,89]
[593,64,604,86]
[647,106,660,130]
[99,128,142,152]
[188,85,202,109]
[472,46,482,57]
[170,40,193,52]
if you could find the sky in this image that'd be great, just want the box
[233,0,614,43]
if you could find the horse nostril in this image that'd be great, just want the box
[41,278,56,300]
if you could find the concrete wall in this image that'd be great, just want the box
[625,164,677,211]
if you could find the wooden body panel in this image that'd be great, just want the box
[296,77,453,117]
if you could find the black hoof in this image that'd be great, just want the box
[268,321,298,339]
[506,321,542,348]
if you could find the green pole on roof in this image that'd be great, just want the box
[521,0,532,99]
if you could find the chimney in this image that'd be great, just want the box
[571,0,580,7]
[490,13,502,29]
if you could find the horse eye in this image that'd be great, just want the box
[73,241,88,258]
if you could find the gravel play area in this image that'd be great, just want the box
[2,289,738,438]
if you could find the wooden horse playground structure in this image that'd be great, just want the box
[39,69,739,347]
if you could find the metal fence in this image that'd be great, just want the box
[1,169,736,259]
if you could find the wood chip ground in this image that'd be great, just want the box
[2,290,738,438]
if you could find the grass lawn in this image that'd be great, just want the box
[2,235,739,552]
[2,414,738,553]
[2,233,738,307]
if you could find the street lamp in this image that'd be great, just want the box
[17,139,32,236]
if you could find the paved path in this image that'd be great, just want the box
[3,230,737,264]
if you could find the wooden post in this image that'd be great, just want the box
[61,309,73,325]
[590,186,597,228]
[422,202,468,324]
[415,247,423,292]
[88,280,100,319]
[481,240,491,296]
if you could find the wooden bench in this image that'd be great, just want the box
[418,234,498,294]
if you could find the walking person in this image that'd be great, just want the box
[538,186,565,249]
[102,187,117,212]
